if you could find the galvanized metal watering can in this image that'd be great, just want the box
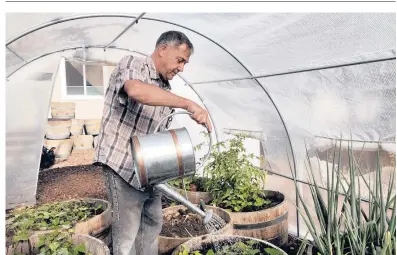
[130,111,212,188]
[130,111,215,225]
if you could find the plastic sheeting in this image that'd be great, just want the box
[6,13,395,142]
[5,13,396,235]
[6,56,59,209]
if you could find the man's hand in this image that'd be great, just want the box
[186,101,212,133]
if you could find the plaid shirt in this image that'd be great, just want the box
[94,55,174,189]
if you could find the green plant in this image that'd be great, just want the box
[36,230,92,255]
[177,240,284,255]
[168,175,210,192]
[6,200,103,244]
[168,132,212,192]
[290,140,396,255]
[203,134,268,212]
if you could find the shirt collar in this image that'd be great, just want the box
[146,56,159,80]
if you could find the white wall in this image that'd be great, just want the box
[48,58,115,120]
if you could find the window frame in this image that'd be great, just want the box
[60,57,106,100]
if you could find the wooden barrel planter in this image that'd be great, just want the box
[172,234,287,255]
[85,119,102,135]
[6,233,110,255]
[158,205,233,255]
[73,199,112,246]
[73,135,94,150]
[230,190,288,246]
[5,199,112,251]
[70,119,85,136]
[43,138,73,161]
[51,102,76,119]
[174,188,212,204]
[45,119,72,140]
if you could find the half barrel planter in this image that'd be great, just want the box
[43,138,74,162]
[5,198,112,252]
[230,190,288,246]
[45,119,72,140]
[70,119,85,136]
[173,187,212,204]
[51,102,76,119]
[72,135,94,150]
[7,233,110,255]
[172,234,287,255]
[158,205,233,255]
[73,198,112,246]
[85,119,102,136]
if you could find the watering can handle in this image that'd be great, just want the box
[153,111,212,170]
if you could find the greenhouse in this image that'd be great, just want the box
[5,12,396,255]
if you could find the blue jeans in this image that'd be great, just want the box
[103,166,163,255]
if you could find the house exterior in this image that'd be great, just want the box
[49,57,116,120]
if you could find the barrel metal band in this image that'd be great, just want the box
[132,136,147,187]
[266,229,289,246]
[169,130,184,177]
[233,212,288,230]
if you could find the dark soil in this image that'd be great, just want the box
[279,235,305,255]
[160,208,208,238]
[36,164,108,204]
[278,234,316,255]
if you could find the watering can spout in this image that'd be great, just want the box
[155,183,213,225]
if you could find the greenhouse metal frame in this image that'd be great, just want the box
[5,12,396,239]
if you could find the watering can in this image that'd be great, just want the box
[130,111,215,224]
[130,111,212,188]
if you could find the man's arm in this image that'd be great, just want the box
[124,79,212,132]
[124,79,190,109]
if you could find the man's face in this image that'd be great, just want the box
[159,43,191,80]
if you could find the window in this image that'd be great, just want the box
[64,59,105,97]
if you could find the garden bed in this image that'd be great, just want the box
[6,199,107,247]
[36,164,108,204]
[172,235,287,255]
[160,208,207,238]
[35,149,107,205]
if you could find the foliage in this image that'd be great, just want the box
[168,131,212,192]
[290,140,396,255]
[177,240,284,255]
[202,134,268,212]
[36,230,93,255]
[6,200,102,244]
[168,175,210,192]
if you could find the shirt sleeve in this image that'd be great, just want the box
[116,55,146,106]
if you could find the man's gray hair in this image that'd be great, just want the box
[156,31,194,53]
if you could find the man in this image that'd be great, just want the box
[94,30,212,255]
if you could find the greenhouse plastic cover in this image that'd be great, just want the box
[5,13,396,234]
